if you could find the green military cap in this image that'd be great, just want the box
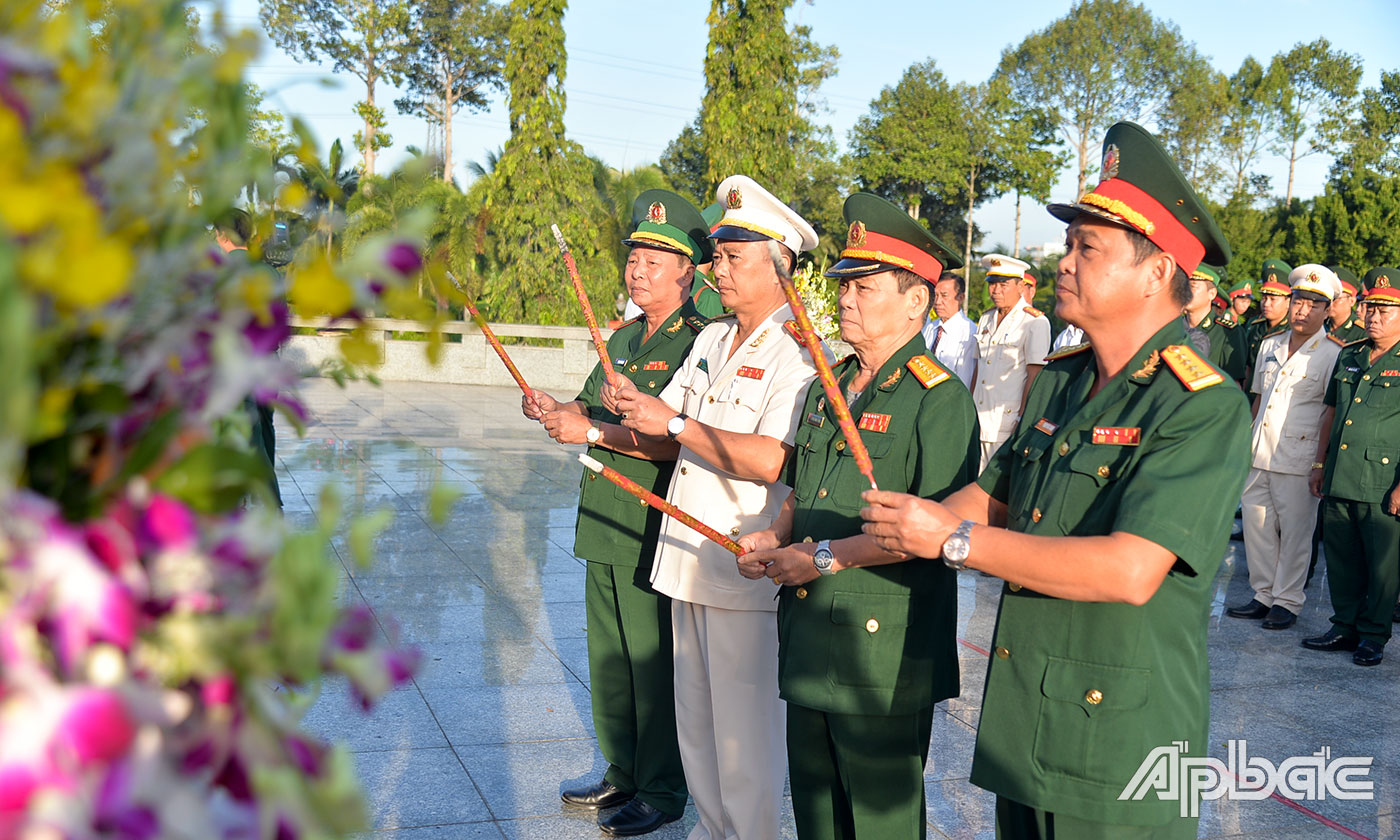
[1190,263,1220,283]
[1363,267,1400,306]
[825,192,963,283]
[701,201,723,234]
[1260,258,1292,286]
[1048,121,1229,273]
[1228,277,1255,301]
[623,189,713,266]
[1329,265,1359,297]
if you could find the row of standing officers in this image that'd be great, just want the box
[520,119,1399,840]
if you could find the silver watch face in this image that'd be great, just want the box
[667,415,686,437]
[813,550,834,570]
[586,426,601,443]
[943,535,970,564]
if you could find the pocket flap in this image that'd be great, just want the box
[830,591,910,629]
[1040,656,1150,716]
[1364,446,1397,464]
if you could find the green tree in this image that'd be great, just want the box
[483,0,612,324]
[1218,57,1276,200]
[259,0,413,176]
[1001,102,1067,255]
[282,137,361,255]
[1265,38,1362,204]
[395,0,507,182]
[658,118,709,208]
[1157,57,1227,195]
[996,0,1206,196]
[590,162,671,270]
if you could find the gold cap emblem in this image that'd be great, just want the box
[1101,144,1120,180]
[989,257,1001,267]
[846,220,867,249]
[647,201,666,225]
[1379,276,1392,288]
[726,187,742,209]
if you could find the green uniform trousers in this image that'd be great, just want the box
[994,797,1198,840]
[1321,498,1400,644]
[585,561,687,816]
[787,703,933,840]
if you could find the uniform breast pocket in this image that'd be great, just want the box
[1368,379,1400,407]
[1257,357,1281,393]
[1362,446,1399,491]
[1058,447,1133,533]
[1006,428,1052,524]
[792,423,835,502]
[1032,657,1151,786]
[830,433,894,509]
[826,591,913,690]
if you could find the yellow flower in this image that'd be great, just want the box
[289,257,355,316]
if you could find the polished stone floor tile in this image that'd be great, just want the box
[354,747,492,829]
[423,682,595,746]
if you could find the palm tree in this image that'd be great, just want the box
[592,162,671,270]
[280,138,361,255]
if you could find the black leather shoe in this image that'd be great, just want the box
[561,780,633,810]
[599,799,681,836]
[1353,640,1385,666]
[1226,599,1269,619]
[1261,605,1297,630]
[1301,629,1360,651]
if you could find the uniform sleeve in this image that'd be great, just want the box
[1249,341,1268,397]
[755,352,818,446]
[975,436,1015,503]
[1026,316,1051,366]
[575,361,606,412]
[912,384,980,503]
[1111,388,1253,572]
[1222,326,1248,381]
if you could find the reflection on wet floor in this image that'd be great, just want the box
[291,379,1400,840]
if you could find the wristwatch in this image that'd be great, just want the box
[812,539,836,576]
[942,520,975,570]
[585,424,602,445]
[666,413,688,440]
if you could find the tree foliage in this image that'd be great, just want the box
[1265,38,1362,203]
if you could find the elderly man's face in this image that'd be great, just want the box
[987,277,1021,311]
[836,270,927,348]
[1055,217,1158,330]
[625,246,691,313]
[711,239,782,312]
[1365,302,1400,345]
[1261,294,1290,323]
[1329,292,1355,324]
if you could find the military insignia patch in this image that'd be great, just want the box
[726,187,742,209]
[737,366,765,380]
[697,358,709,373]
[1023,305,1043,318]
[857,412,891,433]
[666,317,683,333]
[1268,272,1277,282]
[846,220,867,249]
[880,368,902,389]
[614,357,628,366]
[1034,418,1059,436]
[1161,344,1224,390]
[782,319,804,344]
[1378,276,1392,288]
[1130,349,1161,379]
[988,257,1002,267]
[1101,143,1120,180]
[1092,426,1141,446]
[905,354,950,388]
[806,412,826,427]
[647,201,667,225]
[1381,370,1400,376]
[643,360,668,370]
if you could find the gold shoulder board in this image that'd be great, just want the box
[1160,344,1224,391]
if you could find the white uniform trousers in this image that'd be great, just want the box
[671,600,786,840]
[1241,467,1320,613]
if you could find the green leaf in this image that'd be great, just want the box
[153,442,272,513]
[348,507,395,569]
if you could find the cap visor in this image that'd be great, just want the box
[1047,202,1138,234]
[622,238,692,260]
[824,257,889,278]
[709,224,772,243]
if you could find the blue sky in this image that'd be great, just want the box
[224,0,1400,250]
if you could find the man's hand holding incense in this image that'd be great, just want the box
[541,409,593,445]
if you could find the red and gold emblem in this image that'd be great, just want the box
[1101,143,1121,180]
[1378,276,1391,288]
[846,220,867,249]
[726,187,743,209]
[647,201,667,225]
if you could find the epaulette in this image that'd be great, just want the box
[683,315,710,332]
[1160,344,1224,391]
[619,314,644,329]
[1023,305,1044,318]
[712,312,738,321]
[1045,342,1091,362]
[1263,324,1289,339]
[782,319,805,344]
[1217,312,1237,327]
[906,354,951,389]
[1246,316,1265,327]
[1327,333,1348,346]
[1344,337,1368,348]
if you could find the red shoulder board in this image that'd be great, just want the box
[1045,342,1091,362]
[1327,333,1347,346]
[1160,344,1224,391]
[1023,305,1044,318]
[782,319,804,344]
[905,354,950,388]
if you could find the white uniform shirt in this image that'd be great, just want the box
[1051,324,1086,353]
[973,304,1052,445]
[650,304,827,612]
[921,309,977,387]
[1250,329,1342,475]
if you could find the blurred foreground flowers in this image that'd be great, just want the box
[0,1,449,837]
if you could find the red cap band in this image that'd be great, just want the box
[1365,286,1400,305]
[1260,280,1292,296]
[840,229,945,282]
[1080,178,1206,274]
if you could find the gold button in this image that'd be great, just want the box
[1023,447,1030,456]
[1355,397,1362,403]
[817,488,828,499]
[995,646,1010,659]
[1058,442,1069,456]
[835,441,846,451]
[730,526,740,536]
[1031,508,1042,522]
[708,396,715,403]
[629,364,638,372]
[1008,583,1022,592]
[1097,465,1110,478]
[1385,458,1392,465]
[865,618,879,634]
[639,499,647,507]
[795,587,808,599]
[588,473,597,481]
[1085,689,1103,706]
[1345,419,1353,425]
[802,536,813,543]
[1364,374,1371,381]
[1341,444,1348,450]
[648,380,656,388]
[680,466,688,475]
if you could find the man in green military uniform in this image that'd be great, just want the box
[735,193,979,840]
[1228,276,1257,323]
[1245,259,1292,384]
[1302,268,1400,667]
[523,189,712,835]
[1326,265,1366,343]
[1182,263,1246,384]
[862,122,1253,838]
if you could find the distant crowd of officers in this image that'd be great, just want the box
[515,120,1400,840]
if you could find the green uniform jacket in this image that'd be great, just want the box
[1245,316,1287,372]
[777,335,980,716]
[1322,339,1400,502]
[1328,316,1367,345]
[970,319,1252,826]
[1187,312,1246,382]
[692,276,723,318]
[573,301,710,566]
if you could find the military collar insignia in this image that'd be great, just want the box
[847,220,868,249]
[697,357,709,373]
[749,327,772,349]
[665,317,683,333]
[684,315,710,332]
[726,187,743,209]
[647,201,667,225]
[1101,143,1121,180]
[1130,349,1161,381]
[879,368,903,390]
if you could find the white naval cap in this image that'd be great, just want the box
[1289,264,1341,302]
[710,175,819,254]
[980,253,1033,281]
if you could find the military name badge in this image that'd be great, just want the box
[614,357,627,367]
[857,412,891,433]
[1034,418,1059,436]
[737,366,765,380]
[1092,426,1141,446]
[643,360,668,371]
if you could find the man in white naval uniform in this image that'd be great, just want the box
[972,253,1051,470]
[1226,264,1345,630]
[921,271,978,387]
[613,175,828,840]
